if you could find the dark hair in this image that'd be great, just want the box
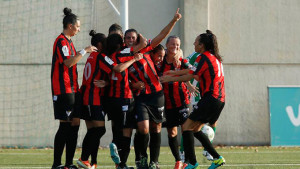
[199,30,222,62]
[124,29,139,43]
[124,29,138,37]
[109,23,123,35]
[151,44,165,54]
[166,35,180,44]
[89,30,106,51]
[106,34,124,56]
[63,7,78,29]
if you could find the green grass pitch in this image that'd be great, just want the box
[1,146,300,168]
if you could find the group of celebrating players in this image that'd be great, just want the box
[51,7,226,169]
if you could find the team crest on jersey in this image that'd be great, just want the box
[104,56,114,65]
[62,46,69,56]
[120,48,131,54]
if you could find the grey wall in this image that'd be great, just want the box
[0,0,299,147]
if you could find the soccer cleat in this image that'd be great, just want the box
[138,157,148,169]
[202,150,214,161]
[183,162,200,169]
[65,164,79,169]
[208,156,225,169]
[77,158,91,169]
[148,161,160,169]
[51,165,65,169]
[110,142,121,164]
[174,161,183,169]
[90,164,97,169]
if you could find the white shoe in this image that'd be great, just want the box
[202,150,213,161]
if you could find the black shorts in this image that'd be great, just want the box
[81,104,106,121]
[53,92,81,121]
[188,95,225,124]
[163,104,190,128]
[135,90,165,123]
[104,97,136,128]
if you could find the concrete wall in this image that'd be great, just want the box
[0,0,299,147]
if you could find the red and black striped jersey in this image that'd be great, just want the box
[189,51,225,102]
[51,33,79,95]
[107,47,135,98]
[128,44,163,96]
[159,58,191,109]
[80,52,116,106]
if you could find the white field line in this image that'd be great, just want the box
[1,164,300,168]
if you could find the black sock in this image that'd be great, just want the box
[81,128,95,161]
[150,132,161,163]
[112,122,123,149]
[119,136,131,167]
[91,127,106,165]
[134,133,141,162]
[168,135,180,162]
[182,131,197,165]
[139,132,149,159]
[65,125,79,166]
[194,131,220,159]
[52,122,70,167]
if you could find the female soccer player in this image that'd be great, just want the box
[76,30,108,169]
[157,36,191,169]
[51,7,97,169]
[160,30,226,169]
[104,33,146,169]
[126,8,182,169]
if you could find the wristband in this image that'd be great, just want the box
[79,49,87,56]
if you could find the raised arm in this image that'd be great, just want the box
[150,8,182,48]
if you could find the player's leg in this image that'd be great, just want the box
[117,98,135,169]
[136,120,150,169]
[90,120,106,168]
[105,97,122,165]
[149,121,162,169]
[167,127,183,169]
[77,120,94,169]
[65,93,81,168]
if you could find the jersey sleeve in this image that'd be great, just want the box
[140,39,153,53]
[98,53,117,74]
[181,58,193,69]
[117,47,135,62]
[56,38,70,64]
[189,54,207,76]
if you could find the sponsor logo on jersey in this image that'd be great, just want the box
[104,56,114,65]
